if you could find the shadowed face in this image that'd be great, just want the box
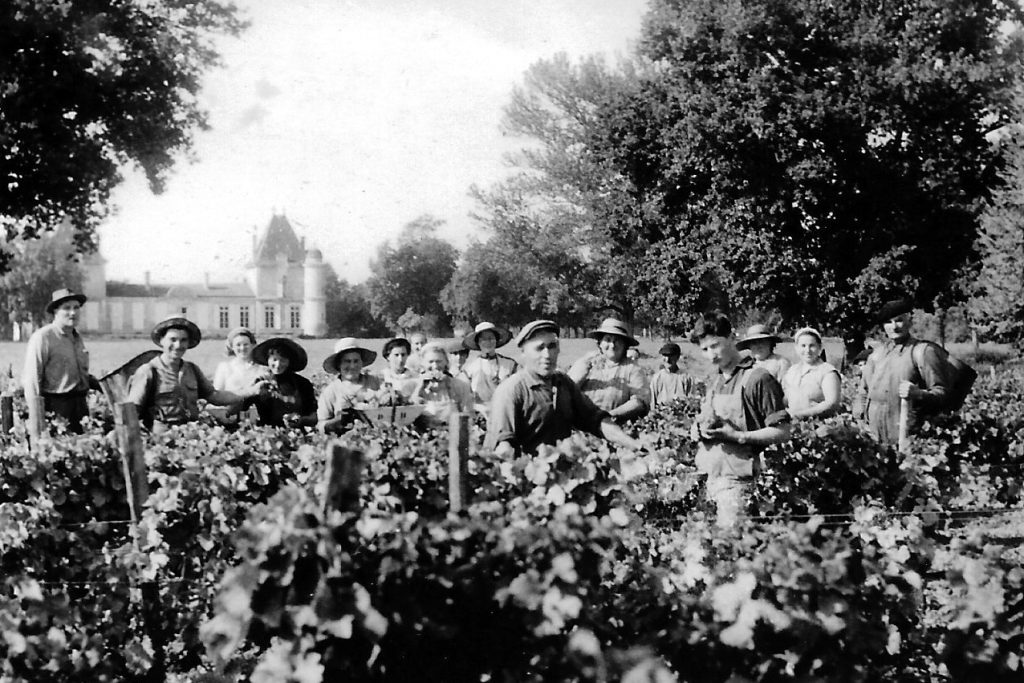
[477,330,498,354]
[698,335,738,371]
[598,334,626,362]
[661,353,680,371]
[883,314,911,343]
[387,346,409,372]
[449,349,468,372]
[521,331,559,377]
[52,300,81,330]
[267,348,290,375]
[746,340,773,361]
[338,351,363,381]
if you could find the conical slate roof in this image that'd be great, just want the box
[251,214,304,265]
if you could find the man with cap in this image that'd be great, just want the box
[128,315,266,433]
[463,321,518,407]
[22,288,100,434]
[568,317,650,422]
[445,338,471,381]
[855,298,952,444]
[736,324,790,383]
[649,342,690,407]
[484,320,643,456]
[689,311,791,527]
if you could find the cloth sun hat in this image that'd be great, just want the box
[45,288,87,314]
[587,318,639,347]
[252,337,308,372]
[659,342,682,356]
[444,338,470,354]
[322,338,377,374]
[876,298,914,324]
[514,320,560,347]
[735,324,782,351]
[151,315,201,348]
[463,321,513,350]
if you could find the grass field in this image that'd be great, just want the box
[0,334,854,384]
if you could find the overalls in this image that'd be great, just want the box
[695,369,757,527]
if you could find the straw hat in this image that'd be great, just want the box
[514,320,559,347]
[735,324,781,350]
[252,337,308,372]
[464,321,513,350]
[45,288,87,314]
[322,338,376,374]
[587,318,639,347]
[151,315,201,348]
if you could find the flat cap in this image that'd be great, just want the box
[514,319,559,347]
[876,298,914,323]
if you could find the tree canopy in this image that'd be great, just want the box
[470,0,1024,341]
[366,215,458,334]
[1,0,244,272]
[0,223,83,331]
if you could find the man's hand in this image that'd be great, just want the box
[898,381,922,400]
[702,423,743,443]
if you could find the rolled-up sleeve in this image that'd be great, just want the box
[21,331,46,401]
[626,365,650,407]
[744,371,791,429]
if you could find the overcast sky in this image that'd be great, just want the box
[97,0,648,285]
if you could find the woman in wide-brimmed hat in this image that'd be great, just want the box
[128,315,265,433]
[462,321,518,407]
[317,338,383,434]
[781,327,842,420]
[246,337,316,428]
[213,327,268,394]
[567,318,649,422]
[736,324,790,383]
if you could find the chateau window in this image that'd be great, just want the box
[239,306,250,328]
[180,306,188,317]
[289,305,302,329]
[218,306,230,329]
[264,305,277,329]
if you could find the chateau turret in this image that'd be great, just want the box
[302,248,327,337]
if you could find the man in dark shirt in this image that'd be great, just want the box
[689,312,791,526]
[485,320,643,456]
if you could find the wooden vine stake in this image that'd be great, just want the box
[27,396,46,450]
[322,442,364,513]
[898,398,911,454]
[1,395,13,434]
[114,402,166,683]
[448,412,470,512]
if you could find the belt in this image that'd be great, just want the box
[41,389,88,398]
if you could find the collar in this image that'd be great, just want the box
[524,369,558,388]
[719,355,754,380]
[480,353,498,360]
[50,323,76,337]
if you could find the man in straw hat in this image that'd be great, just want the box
[128,315,267,432]
[485,320,644,456]
[854,298,952,444]
[463,321,518,407]
[568,317,649,422]
[736,323,790,383]
[689,311,791,527]
[22,288,100,434]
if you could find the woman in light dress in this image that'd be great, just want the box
[379,337,418,402]
[782,326,842,420]
[213,327,269,392]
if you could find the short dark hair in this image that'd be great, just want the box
[383,337,411,357]
[689,311,732,343]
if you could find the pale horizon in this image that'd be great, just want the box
[96,0,648,287]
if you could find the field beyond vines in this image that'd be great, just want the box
[0,361,1022,682]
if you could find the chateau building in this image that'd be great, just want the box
[80,214,328,337]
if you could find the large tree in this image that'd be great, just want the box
[0,224,83,333]
[1,0,244,271]
[366,215,458,333]
[324,266,389,338]
[473,0,1023,343]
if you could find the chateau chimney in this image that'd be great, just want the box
[204,272,210,289]
[144,271,151,288]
